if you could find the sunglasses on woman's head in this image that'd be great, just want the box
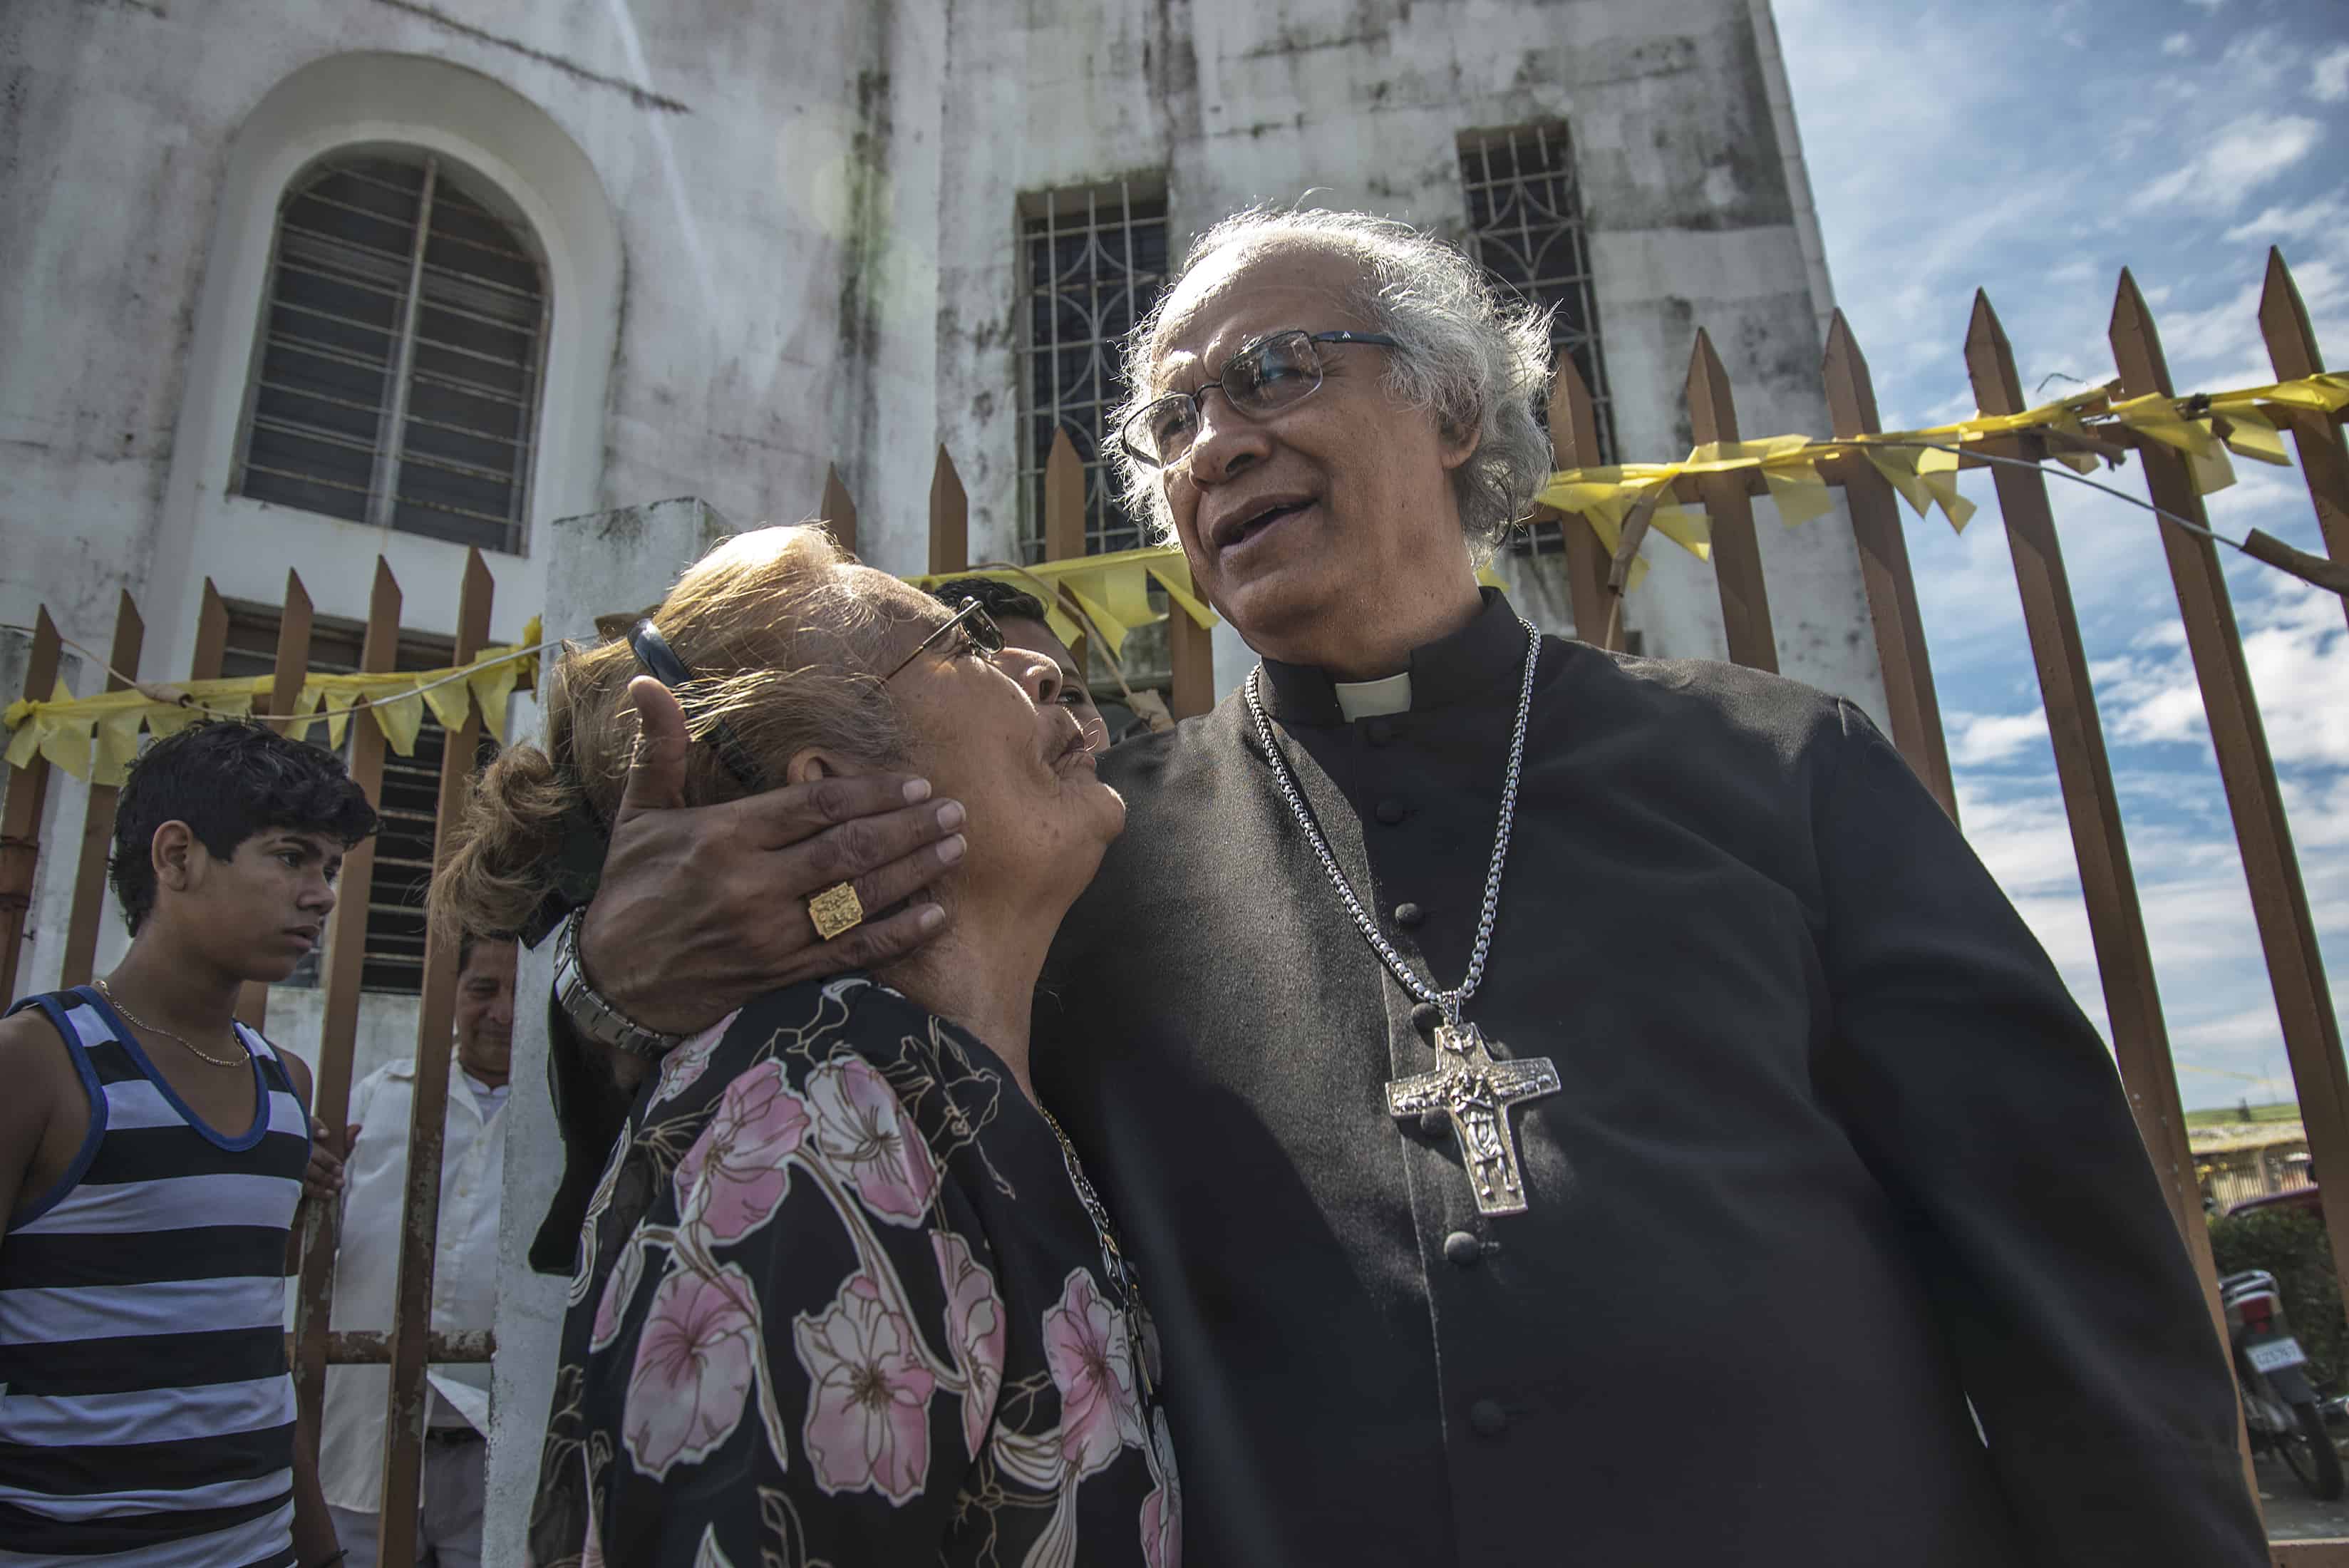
[627,620,769,793]
[885,597,1006,681]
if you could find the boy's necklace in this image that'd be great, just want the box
[95,977,251,1070]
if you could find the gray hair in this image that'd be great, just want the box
[1109,207,1556,554]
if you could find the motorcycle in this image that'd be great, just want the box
[2222,1267,2344,1500]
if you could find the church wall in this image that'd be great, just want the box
[6,0,1875,681]
[912,0,1887,715]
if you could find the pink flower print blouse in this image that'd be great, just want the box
[532,976,1176,1567]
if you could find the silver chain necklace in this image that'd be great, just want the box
[1242,617,1567,1217]
[1241,616,1542,1026]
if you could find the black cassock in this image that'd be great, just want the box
[1030,588,2263,1567]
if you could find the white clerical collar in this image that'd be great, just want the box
[1333,671,1413,721]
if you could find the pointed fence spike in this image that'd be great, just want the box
[377,542,497,1567]
[1685,328,1740,445]
[2256,248,2348,629]
[2110,257,2349,1334]
[0,607,63,1001]
[2260,248,2323,383]
[291,551,402,1438]
[190,577,229,681]
[1549,356,1601,470]
[265,569,314,731]
[820,463,859,559]
[1961,279,2238,1370]
[1816,312,1955,815]
[929,445,969,577]
[1677,326,1775,669]
[1819,310,1882,440]
[1544,356,1614,647]
[1965,291,2025,416]
[58,590,145,988]
[2110,268,2174,398]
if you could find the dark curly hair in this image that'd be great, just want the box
[928,577,1050,627]
[110,720,379,934]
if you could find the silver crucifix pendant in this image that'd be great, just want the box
[1386,1021,1561,1216]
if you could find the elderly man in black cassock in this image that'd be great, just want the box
[543,210,2267,1566]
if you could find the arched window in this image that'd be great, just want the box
[233,150,547,554]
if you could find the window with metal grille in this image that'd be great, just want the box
[220,606,493,995]
[1459,124,1614,551]
[234,151,547,555]
[1018,182,1170,560]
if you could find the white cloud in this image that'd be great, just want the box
[2313,44,2349,103]
[2097,577,2349,766]
[2128,113,2323,217]
[1951,763,2346,1109]
[2241,582,2349,768]
[1949,707,2053,766]
[2162,33,2192,57]
[2185,0,2226,11]
[2224,187,2349,246]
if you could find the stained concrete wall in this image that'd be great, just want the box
[6,0,1879,697]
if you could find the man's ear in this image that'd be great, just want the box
[1437,408,1481,475]
[150,820,201,893]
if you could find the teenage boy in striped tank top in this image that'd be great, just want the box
[0,720,374,1567]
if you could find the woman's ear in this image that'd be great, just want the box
[785,749,856,788]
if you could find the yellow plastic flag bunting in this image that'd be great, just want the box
[904,548,1222,659]
[1534,373,2348,587]
[4,624,544,780]
[9,366,2337,781]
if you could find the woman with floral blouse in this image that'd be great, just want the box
[432,526,1174,1566]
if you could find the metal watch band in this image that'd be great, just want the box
[552,910,683,1061]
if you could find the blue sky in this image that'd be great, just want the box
[1772,0,2348,1110]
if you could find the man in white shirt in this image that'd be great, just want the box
[319,934,513,1567]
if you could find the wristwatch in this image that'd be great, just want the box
[553,909,683,1061]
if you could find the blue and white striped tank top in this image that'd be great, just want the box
[0,986,310,1568]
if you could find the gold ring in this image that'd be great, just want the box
[807,881,865,942]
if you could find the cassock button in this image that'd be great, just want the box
[1420,1109,1449,1136]
[1443,1230,1483,1267]
[1393,901,1424,929]
[1365,718,1396,746]
[1409,1002,1443,1038]
[1375,797,1408,825]
[1469,1398,1509,1438]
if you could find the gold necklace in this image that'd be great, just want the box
[95,977,251,1070]
[1036,1104,1138,1309]
[1037,1103,1152,1400]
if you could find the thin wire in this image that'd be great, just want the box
[1584,431,2340,619]
[1865,438,2229,546]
